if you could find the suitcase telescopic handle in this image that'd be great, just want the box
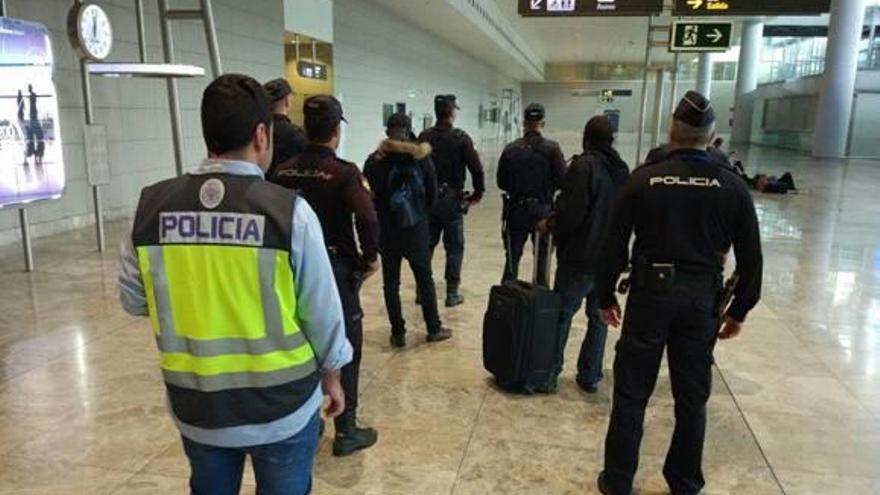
[532,230,555,288]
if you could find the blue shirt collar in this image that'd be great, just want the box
[192,158,265,178]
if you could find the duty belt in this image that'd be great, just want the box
[510,197,542,206]
[618,259,720,294]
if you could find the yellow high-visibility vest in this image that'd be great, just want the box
[132,173,319,428]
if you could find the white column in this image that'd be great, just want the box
[731,20,763,144]
[651,69,665,148]
[696,52,712,97]
[813,0,868,158]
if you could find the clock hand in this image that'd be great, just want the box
[92,16,97,39]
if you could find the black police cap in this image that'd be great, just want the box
[524,103,545,122]
[434,94,460,112]
[674,90,715,128]
[263,78,293,102]
[303,95,347,123]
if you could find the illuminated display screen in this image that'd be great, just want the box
[0,17,65,207]
[297,61,327,80]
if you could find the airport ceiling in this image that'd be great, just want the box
[367,0,831,80]
[494,1,832,64]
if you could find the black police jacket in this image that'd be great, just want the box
[418,122,485,194]
[270,144,380,267]
[363,139,439,235]
[497,130,566,205]
[268,114,308,176]
[550,145,630,273]
[596,149,763,322]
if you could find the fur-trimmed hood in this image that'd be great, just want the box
[375,139,432,160]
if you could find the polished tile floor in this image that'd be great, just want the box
[1,146,879,494]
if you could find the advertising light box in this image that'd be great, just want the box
[0,17,65,207]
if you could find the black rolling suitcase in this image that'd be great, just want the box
[482,232,561,393]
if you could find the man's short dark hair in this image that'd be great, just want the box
[201,74,272,155]
[305,117,339,143]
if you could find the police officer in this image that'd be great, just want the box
[271,95,380,457]
[363,113,453,347]
[118,74,351,494]
[418,94,485,307]
[264,78,307,176]
[595,91,763,495]
[497,103,566,286]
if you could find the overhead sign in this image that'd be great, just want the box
[0,17,66,208]
[670,21,733,52]
[518,0,664,17]
[672,0,830,16]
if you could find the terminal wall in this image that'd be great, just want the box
[332,0,520,170]
[0,0,285,246]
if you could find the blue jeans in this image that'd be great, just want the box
[182,411,321,495]
[554,269,608,386]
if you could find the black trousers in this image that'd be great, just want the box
[502,227,549,286]
[381,221,442,336]
[604,280,720,495]
[429,195,464,291]
[329,256,364,421]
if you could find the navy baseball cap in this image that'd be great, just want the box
[524,103,545,122]
[434,94,460,112]
[674,91,715,127]
[303,95,347,123]
[263,78,293,101]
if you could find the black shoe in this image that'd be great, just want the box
[445,293,464,307]
[576,377,599,394]
[390,333,406,348]
[426,327,453,343]
[333,412,378,457]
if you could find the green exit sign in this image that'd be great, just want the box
[669,21,733,52]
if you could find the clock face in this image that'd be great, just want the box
[78,4,113,60]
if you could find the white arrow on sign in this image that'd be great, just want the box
[531,0,543,10]
[706,28,723,43]
[687,0,704,9]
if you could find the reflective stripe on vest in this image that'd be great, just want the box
[137,243,317,393]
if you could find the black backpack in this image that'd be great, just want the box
[388,163,427,228]
[504,141,553,201]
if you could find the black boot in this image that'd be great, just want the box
[390,332,406,348]
[597,471,611,495]
[427,326,453,343]
[445,287,464,307]
[333,411,378,457]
